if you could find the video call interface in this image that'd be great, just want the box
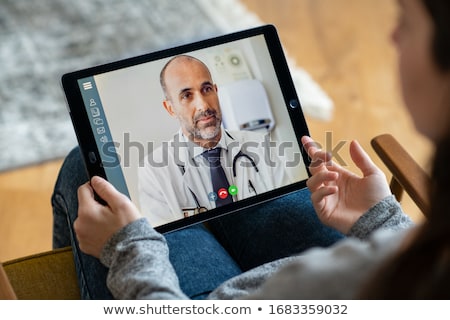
[77,34,309,230]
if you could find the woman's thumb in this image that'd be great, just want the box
[349,140,378,177]
[90,176,122,206]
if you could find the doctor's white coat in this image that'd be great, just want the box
[138,129,292,227]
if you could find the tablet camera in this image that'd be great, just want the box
[289,99,299,109]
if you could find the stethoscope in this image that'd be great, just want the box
[232,150,258,196]
[178,131,259,211]
[226,131,259,177]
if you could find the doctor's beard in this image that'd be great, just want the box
[191,109,222,140]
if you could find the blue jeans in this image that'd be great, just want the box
[52,147,344,299]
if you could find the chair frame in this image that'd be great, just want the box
[371,133,430,217]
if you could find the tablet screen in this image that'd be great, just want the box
[62,25,311,233]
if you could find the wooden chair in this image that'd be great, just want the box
[0,133,430,300]
[371,133,430,217]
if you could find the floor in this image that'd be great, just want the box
[0,0,433,262]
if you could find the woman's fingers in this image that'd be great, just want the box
[310,184,339,207]
[302,136,333,173]
[306,170,339,191]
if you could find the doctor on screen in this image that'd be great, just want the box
[138,55,292,227]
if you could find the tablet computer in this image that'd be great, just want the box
[62,24,311,233]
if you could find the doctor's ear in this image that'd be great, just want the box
[163,100,176,117]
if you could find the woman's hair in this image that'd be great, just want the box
[360,0,450,299]
[424,0,450,70]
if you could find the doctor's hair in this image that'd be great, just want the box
[159,54,213,100]
[359,0,450,299]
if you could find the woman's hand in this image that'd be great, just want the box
[301,136,391,233]
[74,176,142,258]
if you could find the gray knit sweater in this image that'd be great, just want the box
[100,195,414,299]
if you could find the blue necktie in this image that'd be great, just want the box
[202,148,233,206]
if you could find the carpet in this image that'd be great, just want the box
[0,0,333,171]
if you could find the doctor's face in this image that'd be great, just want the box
[162,56,222,148]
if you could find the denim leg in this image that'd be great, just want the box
[52,147,113,299]
[207,188,345,271]
[52,147,241,299]
[165,225,242,299]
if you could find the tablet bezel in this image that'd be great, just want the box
[62,24,311,233]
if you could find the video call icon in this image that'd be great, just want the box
[217,188,228,199]
[93,118,104,126]
[208,192,218,202]
[90,107,100,117]
[228,185,238,196]
[82,82,93,90]
[96,127,105,134]
[208,185,238,202]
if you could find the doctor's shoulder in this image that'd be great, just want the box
[139,136,181,170]
[137,143,183,191]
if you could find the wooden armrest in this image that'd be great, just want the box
[371,134,430,217]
